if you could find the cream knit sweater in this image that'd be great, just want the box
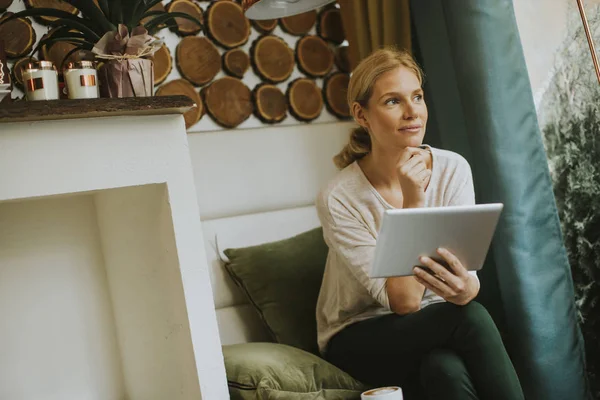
[316,146,477,354]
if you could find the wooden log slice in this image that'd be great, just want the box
[176,36,220,86]
[323,72,350,119]
[141,2,167,28]
[206,0,250,49]
[250,35,294,83]
[334,45,350,73]
[39,31,94,70]
[222,48,249,78]
[296,35,333,78]
[202,76,253,128]
[156,79,203,129]
[166,0,203,36]
[286,78,322,122]
[317,7,344,45]
[251,19,277,34]
[0,0,13,12]
[279,10,316,36]
[0,13,36,59]
[24,0,78,25]
[11,56,37,89]
[252,83,286,123]
[151,44,172,86]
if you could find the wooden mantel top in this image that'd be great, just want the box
[0,95,195,124]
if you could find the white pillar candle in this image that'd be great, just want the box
[23,61,59,101]
[64,61,99,99]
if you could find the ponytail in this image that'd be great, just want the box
[333,126,371,169]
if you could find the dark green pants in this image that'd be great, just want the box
[324,302,524,400]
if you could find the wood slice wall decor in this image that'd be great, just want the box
[287,78,323,122]
[24,0,78,25]
[166,0,203,36]
[251,19,278,34]
[176,36,220,86]
[253,83,286,123]
[151,44,173,86]
[11,56,36,89]
[334,45,350,73]
[317,7,344,45]
[279,10,316,36]
[2,0,351,130]
[0,0,13,13]
[250,35,294,83]
[206,0,250,49]
[202,76,253,128]
[0,13,36,59]
[323,72,350,119]
[296,35,333,78]
[39,29,94,70]
[156,79,203,128]
[223,48,249,78]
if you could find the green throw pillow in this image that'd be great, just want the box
[225,342,368,400]
[223,227,328,355]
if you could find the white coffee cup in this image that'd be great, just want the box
[361,386,403,400]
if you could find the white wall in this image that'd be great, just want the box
[189,121,353,219]
[0,194,125,400]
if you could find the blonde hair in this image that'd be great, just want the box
[333,47,424,169]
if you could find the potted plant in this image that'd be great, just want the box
[0,0,201,97]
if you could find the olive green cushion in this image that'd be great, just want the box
[223,228,328,355]
[225,342,368,400]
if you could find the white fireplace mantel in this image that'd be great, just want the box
[0,97,228,400]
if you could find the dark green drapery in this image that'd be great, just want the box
[410,1,590,399]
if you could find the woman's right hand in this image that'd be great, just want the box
[397,147,431,208]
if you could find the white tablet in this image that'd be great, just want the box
[369,203,503,278]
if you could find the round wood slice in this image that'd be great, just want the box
[334,45,350,73]
[0,0,14,12]
[0,14,36,59]
[141,2,167,28]
[166,0,203,36]
[202,76,253,128]
[287,78,322,122]
[296,35,333,78]
[11,56,37,89]
[252,83,286,123]
[24,0,78,25]
[156,79,203,129]
[250,35,294,83]
[206,0,250,49]
[151,44,172,86]
[323,72,350,119]
[40,32,94,70]
[251,19,277,34]
[176,36,221,86]
[317,7,344,45]
[222,48,249,78]
[279,10,316,36]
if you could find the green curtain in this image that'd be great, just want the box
[410,1,590,399]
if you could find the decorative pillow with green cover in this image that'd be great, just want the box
[224,342,368,400]
[223,227,328,355]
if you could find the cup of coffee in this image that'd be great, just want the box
[361,386,403,400]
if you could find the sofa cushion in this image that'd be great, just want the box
[224,342,368,400]
[223,227,328,355]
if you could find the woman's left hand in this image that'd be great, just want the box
[413,248,479,306]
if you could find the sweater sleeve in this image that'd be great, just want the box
[317,194,391,310]
[447,158,479,280]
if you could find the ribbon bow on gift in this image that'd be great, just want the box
[92,24,163,60]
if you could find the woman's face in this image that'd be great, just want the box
[354,66,428,151]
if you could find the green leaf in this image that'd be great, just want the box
[0,7,85,27]
[48,17,102,42]
[108,0,123,25]
[97,0,110,18]
[66,0,115,33]
[131,0,164,25]
[144,12,201,34]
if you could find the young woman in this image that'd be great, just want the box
[316,48,524,400]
